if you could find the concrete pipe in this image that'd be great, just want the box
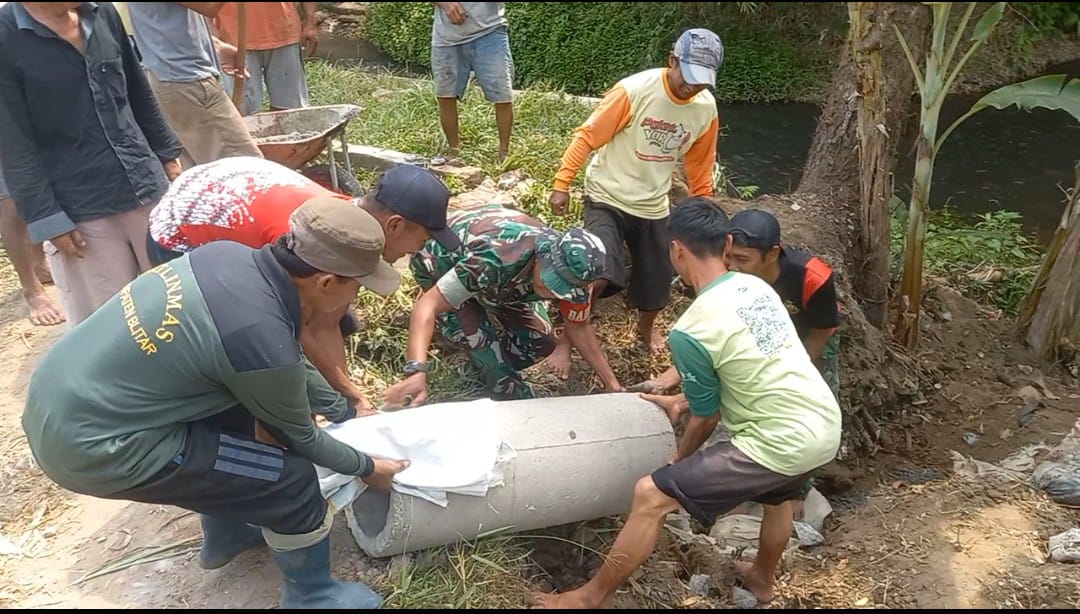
[345,393,676,558]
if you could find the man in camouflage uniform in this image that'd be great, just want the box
[383,204,621,406]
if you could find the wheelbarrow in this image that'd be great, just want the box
[244,104,365,196]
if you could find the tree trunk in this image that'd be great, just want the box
[1018,162,1080,367]
[798,2,930,328]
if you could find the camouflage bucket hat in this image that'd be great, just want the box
[536,227,607,303]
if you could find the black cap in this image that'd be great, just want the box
[728,208,781,249]
[371,165,461,251]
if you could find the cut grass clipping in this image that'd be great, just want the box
[376,529,534,609]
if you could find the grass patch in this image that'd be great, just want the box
[306,61,593,189]
[361,2,840,103]
[374,532,535,609]
[891,207,1044,316]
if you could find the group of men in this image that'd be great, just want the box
[6,3,845,609]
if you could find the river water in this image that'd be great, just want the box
[720,60,1080,244]
[315,34,1079,243]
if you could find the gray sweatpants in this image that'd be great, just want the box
[223,44,310,117]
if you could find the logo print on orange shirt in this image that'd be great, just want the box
[640,117,691,160]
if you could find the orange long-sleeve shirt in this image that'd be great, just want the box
[554,68,720,220]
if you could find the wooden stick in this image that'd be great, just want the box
[230,3,248,111]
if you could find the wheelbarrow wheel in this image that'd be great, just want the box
[300,164,367,198]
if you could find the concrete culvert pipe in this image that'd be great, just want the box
[345,393,676,558]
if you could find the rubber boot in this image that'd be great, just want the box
[198,515,266,570]
[272,535,384,609]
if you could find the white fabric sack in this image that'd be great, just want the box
[316,398,514,508]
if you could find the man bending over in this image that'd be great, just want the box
[531,197,841,607]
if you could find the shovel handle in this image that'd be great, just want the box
[230,3,248,111]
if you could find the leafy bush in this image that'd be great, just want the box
[890,208,1044,315]
[1016,2,1080,33]
[363,2,836,103]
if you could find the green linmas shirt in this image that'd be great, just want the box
[21,242,370,497]
[670,271,842,476]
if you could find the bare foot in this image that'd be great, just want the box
[530,588,605,609]
[498,149,509,162]
[734,560,775,604]
[547,339,572,380]
[26,292,64,327]
[638,323,666,353]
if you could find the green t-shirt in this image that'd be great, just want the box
[21,243,371,497]
[670,271,842,476]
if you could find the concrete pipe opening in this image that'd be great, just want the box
[344,393,676,559]
[351,488,391,539]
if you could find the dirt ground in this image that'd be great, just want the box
[0,253,1078,608]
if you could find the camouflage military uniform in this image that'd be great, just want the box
[410,204,606,399]
[820,333,840,399]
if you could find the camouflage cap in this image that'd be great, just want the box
[535,227,607,303]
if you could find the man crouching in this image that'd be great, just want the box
[531,197,841,608]
[22,200,408,609]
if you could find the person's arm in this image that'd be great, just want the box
[0,54,76,244]
[684,115,720,197]
[432,2,467,25]
[224,360,374,476]
[300,304,370,411]
[801,264,841,366]
[803,328,833,366]
[385,248,501,407]
[552,84,633,193]
[176,2,226,18]
[299,2,319,56]
[303,358,357,423]
[560,300,621,391]
[627,365,681,394]
[668,329,723,463]
[108,6,184,169]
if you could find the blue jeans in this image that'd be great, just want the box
[431,26,514,103]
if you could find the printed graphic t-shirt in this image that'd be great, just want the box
[149,156,349,252]
[669,271,842,476]
[553,67,720,220]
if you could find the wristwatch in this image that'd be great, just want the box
[403,360,430,376]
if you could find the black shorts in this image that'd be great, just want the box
[651,441,814,528]
[104,406,327,536]
[583,198,675,312]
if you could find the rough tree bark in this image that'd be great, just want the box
[798,2,931,329]
[1018,162,1080,368]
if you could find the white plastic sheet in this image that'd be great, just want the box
[316,399,515,509]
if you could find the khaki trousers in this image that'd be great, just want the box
[146,72,262,169]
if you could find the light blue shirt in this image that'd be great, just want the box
[432,2,507,47]
[128,2,219,82]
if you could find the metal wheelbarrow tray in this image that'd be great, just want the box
[244,104,362,192]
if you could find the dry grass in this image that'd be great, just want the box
[779,471,1080,610]
[344,273,694,406]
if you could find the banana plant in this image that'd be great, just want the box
[892,2,1080,349]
